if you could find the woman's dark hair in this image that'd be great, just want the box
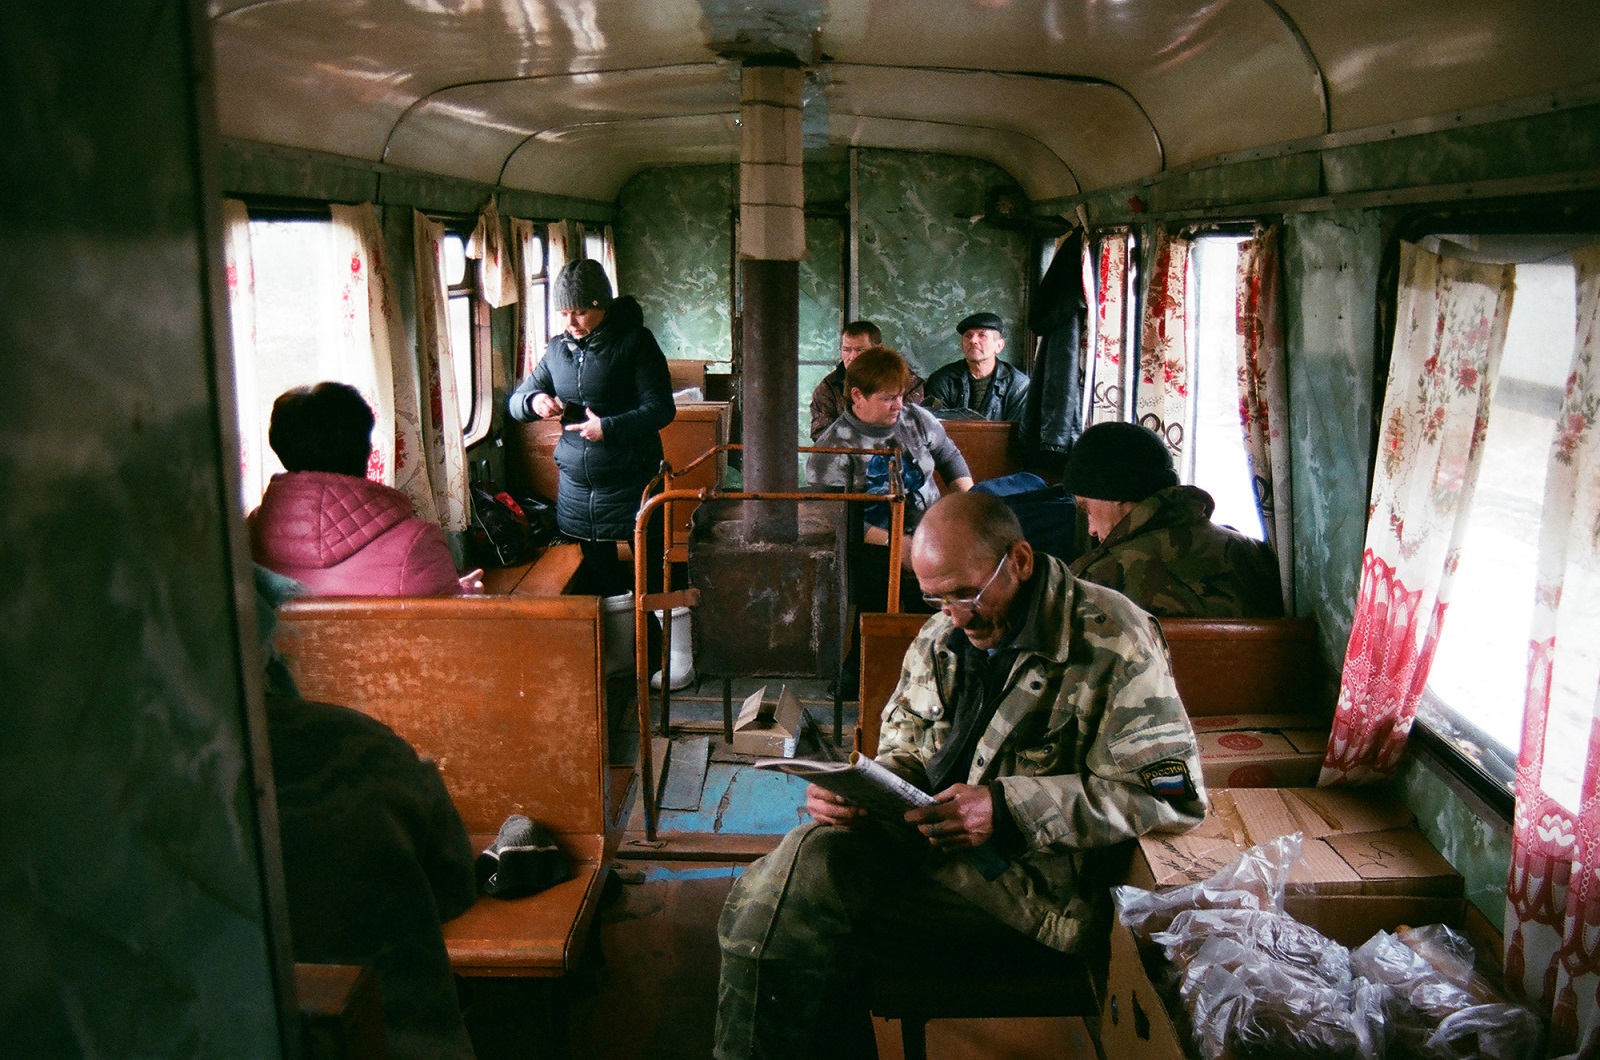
[845,345,911,399]
[268,382,375,477]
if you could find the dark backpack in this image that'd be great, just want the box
[469,485,538,567]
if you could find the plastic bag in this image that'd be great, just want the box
[1351,925,1542,1059]
[1154,907,1352,988]
[1179,939,1387,1060]
[1113,832,1303,938]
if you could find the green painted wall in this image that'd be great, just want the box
[1396,761,1513,932]
[856,150,1030,382]
[3,1,286,1055]
[615,164,736,364]
[613,150,1031,435]
[1282,210,1382,671]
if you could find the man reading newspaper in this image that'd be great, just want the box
[715,491,1207,1059]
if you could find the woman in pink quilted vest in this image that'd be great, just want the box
[250,382,471,596]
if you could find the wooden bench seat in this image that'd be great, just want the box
[479,541,584,597]
[857,611,1325,754]
[276,594,616,983]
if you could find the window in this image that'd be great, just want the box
[438,228,491,446]
[1188,235,1264,539]
[1418,254,1577,796]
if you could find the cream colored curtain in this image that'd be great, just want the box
[223,199,266,508]
[466,199,518,310]
[1235,224,1294,608]
[409,210,469,532]
[327,203,401,492]
[511,217,547,375]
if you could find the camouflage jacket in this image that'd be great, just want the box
[876,555,1206,953]
[807,405,969,531]
[1069,485,1284,618]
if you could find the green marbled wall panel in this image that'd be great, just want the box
[1395,761,1512,933]
[1283,210,1381,670]
[4,1,282,1054]
[615,164,735,365]
[855,150,1030,380]
[799,215,846,440]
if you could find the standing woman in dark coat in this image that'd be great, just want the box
[508,259,676,596]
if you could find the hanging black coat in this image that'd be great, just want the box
[508,296,675,542]
[1026,231,1087,460]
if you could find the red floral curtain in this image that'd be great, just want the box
[1320,242,1515,784]
[410,210,469,533]
[1089,231,1129,425]
[1506,243,1600,1055]
[1137,228,1191,465]
[1235,223,1294,608]
[327,204,404,496]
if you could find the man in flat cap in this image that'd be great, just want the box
[923,311,1030,422]
[1064,421,1283,618]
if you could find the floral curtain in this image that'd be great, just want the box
[598,223,618,290]
[1505,244,1600,1056]
[511,217,548,376]
[327,204,402,493]
[1137,227,1191,465]
[546,220,569,341]
[410,210,470,532]
[1089,231,1129,425]
[222,199,266,508]
[1320,242,1515,784]
[466,199,518,310]
[1235,223,1295,609]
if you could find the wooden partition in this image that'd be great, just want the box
[940,419,1023,485]
[856,612,1323,756]
[277,594,613,978]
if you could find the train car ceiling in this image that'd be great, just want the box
[209,0,1600,205]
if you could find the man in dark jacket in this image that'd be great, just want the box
[807,320,926,441]
[507,259,676,594]
[1064,421,1284,618]
[923,311,1030,422]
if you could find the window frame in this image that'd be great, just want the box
[433,218,494,449]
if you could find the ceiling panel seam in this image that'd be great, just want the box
[378,61,732,165]
[1257,0,1331,135]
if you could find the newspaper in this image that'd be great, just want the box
[753,752,935,817]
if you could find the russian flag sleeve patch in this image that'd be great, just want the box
[1139,759,1197,801]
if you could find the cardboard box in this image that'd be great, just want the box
[1189,714,1331,788]
[731,685,805,757]
[1128,787,1464,945]
[1107,786,1470,1058]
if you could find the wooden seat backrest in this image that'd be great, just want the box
[856,612,1322,756]
[277,594,608,859]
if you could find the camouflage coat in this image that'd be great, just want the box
[875,554,1206,953]
[1069,484,1284,618]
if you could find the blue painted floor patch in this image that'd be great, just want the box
[639,864,747,882]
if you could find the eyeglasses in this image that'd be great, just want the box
[922,553,1009,615]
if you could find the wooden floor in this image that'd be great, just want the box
[556,676,1103,1059]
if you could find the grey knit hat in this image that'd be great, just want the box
[552,259,613,311]
[1061,421,1179,502]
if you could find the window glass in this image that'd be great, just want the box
[439,229,487,444]
[248,217,345,486]
[1188,235,1264,539]
[1420,258,1575,794]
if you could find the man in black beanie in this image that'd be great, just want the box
[1062,421,1283,618]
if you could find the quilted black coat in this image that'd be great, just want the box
[508,296,676,541]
